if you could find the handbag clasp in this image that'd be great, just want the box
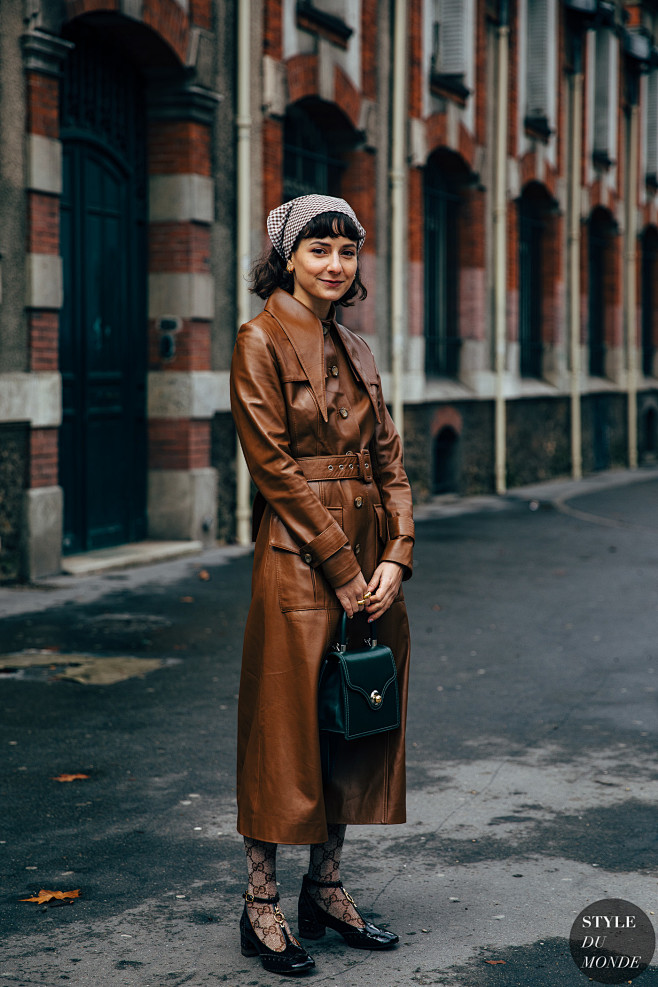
[370,690,383,707]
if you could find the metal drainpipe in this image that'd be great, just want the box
[567,33,583,479]
[493,1,509,495]
[235,0,253,546]
[625,87,639,470]
[390,0,408,439]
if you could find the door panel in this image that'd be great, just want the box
[60,37,146,554]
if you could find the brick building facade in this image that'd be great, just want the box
[0,0,657,579]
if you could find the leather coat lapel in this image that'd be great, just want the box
[265,290,328,423]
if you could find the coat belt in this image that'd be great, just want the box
[296,450,373,483]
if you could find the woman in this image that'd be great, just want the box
[230,194,414,975]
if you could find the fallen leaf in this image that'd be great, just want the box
[52,773,89,783]
[21,889,81,904]
[180,596,194,603]
[485,960,506,965]
[197,570,210,581]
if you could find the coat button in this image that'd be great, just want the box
[339,407,349,419]
[303,553,313,565]
[354,496,363,508]
[355,543,361,555]
[330,365,339,377]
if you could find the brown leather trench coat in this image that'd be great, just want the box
[230,289,414,845]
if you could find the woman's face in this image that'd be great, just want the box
[289,236,358,318]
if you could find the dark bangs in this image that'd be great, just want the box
[291,211,361,252]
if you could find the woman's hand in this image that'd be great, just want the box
[335,571,369,618]
[364,562,403,621]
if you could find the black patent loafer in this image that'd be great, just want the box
[297,875,399,950]
[240,893,315,975]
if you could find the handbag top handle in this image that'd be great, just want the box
[337,611,378,652]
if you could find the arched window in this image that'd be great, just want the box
[588,208,616,378]
[641,227,658,377]
[518,186,548,378]
[424,153,465,377]
[283,102,347,200]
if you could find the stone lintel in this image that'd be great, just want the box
[0,373,61,427]
[147,370,230,419]
[149,272,214,320]
[27,134,62,195]
[26,253,63,309]
[149,174,214,223]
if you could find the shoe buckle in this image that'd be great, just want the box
[273,904,286,927]
[244,891,255,904]
[344,889,357,907]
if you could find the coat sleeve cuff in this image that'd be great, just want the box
[321,546,362,588]
[380,535,414,580]
[300,522,349,568]
[387,515,415,540]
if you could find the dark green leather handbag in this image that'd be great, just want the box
[318,613,400,741]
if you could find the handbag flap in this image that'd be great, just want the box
[338,645,397,707]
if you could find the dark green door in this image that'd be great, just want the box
[60,34,147,553]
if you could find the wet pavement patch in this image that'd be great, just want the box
[389,800,658,874]
[423,939,658,986]
[0,650,178,685]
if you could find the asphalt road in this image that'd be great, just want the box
[1,471,657,987]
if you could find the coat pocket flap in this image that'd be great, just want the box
[268,513,300,553]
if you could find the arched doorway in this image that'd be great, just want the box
[59,25,147,553]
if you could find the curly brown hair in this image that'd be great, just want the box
[249,211,367,306]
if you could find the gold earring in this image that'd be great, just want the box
[286,261,294,273]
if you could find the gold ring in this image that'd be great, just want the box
[356,598,366,606]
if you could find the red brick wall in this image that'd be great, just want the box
[264,0,283,59]
[27,193,59,255]
[409,0,423,120]
[148,419,211,470]
[25,61,62,485]
[29,313,59,372]
[148,319,211,372]
[148,119,213,382]
[263,117,284,228]
[26,73,59,138]
[334,65,361,130]
[287,54,320,105]
[148,222,211,274]
[189,0,212,31]
[361,0,377,101]
[29,428,58,488]
[148,121,212,176]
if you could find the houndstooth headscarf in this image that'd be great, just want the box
[267,194,366,260]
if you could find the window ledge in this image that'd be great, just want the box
[524,115,553,143]
[429,71,471,105]
[296,2,353,49]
